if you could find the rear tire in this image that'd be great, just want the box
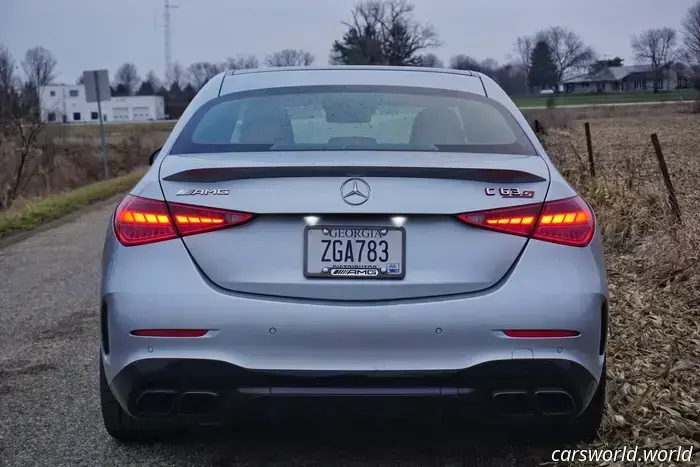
[100,357,178,442]
[564,361,606,443]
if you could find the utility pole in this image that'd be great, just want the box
[163,0,178,82]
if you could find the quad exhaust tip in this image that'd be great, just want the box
[492,389,575,416]
[177,391,220,416]
[492,390,534,416]
[534,389,575,415]
[135,389,178,415]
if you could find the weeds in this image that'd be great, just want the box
[529,106,700,460]
[0,124,161,211]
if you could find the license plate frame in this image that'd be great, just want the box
[303,225,406,280]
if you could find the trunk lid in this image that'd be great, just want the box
[159,151,550,301]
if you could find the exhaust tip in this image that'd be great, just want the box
[535,389,575,415]
[178,391,219,416]
[135,390,177,415]
[492,390,533,416]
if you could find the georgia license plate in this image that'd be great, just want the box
[304,226,405,279]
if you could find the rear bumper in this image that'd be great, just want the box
[100,224,608,422]
[110,358,600,421]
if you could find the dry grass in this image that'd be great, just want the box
[1,125,165,209]
[0,168,147,238]
[522,104,700,462]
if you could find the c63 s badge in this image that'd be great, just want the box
[176,188,229,196]
[485,187,535,199]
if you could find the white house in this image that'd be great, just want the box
[561,65,682,93]
[40,84,166,123]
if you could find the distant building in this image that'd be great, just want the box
[561,65,685,93]
[39,84,166,123]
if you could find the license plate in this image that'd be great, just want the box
[304,226,405,279]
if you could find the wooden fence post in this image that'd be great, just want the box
[584,122,595,177]
[650,133,682,223]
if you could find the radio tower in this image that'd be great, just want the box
[163,0,178,82]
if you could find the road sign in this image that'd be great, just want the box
[83,70,111,103]
[82,69,110,179]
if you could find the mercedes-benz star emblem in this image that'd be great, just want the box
[340,178,371,206]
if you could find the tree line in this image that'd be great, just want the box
[1,0,699,120]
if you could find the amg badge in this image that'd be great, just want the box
[176,188,229,196]
[330,269,380,276]
[485,187,535,199]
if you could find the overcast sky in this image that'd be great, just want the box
[1,0,695,83]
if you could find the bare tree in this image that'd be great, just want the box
[631,27,679,92]
[494,63,529,95]
[225,55,259,70]
[1,47,47,207]
[512,35,534,75]
[21,46,57,88]
[449,54,481,71]
[114,63,140,95]
[0,45,20,119]
[682,1,700,69]
[0,45,18,89]
[331,0,440,66]
[144,70,162,90]
[0,84,47,210]
[166,62,187,88]
[418,53,443,68]
[188,62,222,89]
[480,58,500,78]
[536,27,595,84]
[330,1,385,65]
[377,0,440,65]
[265,49,315,67]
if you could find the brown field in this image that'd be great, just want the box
[523,104,700,457]
[3,104,699,461]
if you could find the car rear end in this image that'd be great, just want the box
[100,67,608,437]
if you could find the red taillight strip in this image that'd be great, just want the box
[456,195,595,247]
[114,195,255,247]
[503,330,580,338]
[130,329,210,337]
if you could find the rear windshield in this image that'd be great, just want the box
[170,85,536,155]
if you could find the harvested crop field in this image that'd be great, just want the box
[522,103,700,461]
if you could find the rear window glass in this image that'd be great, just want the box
[170,85,536,155]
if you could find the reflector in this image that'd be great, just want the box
[130,329,209,337]
[504,330,580,338]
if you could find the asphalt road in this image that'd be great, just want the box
[0,202,558,467]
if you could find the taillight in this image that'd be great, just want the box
[456,195,594,247]
[534,197,594,246]
[114,195,254,246]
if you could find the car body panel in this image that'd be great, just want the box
[101,66,608,424]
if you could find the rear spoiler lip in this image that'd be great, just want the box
[161,166,547,184]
